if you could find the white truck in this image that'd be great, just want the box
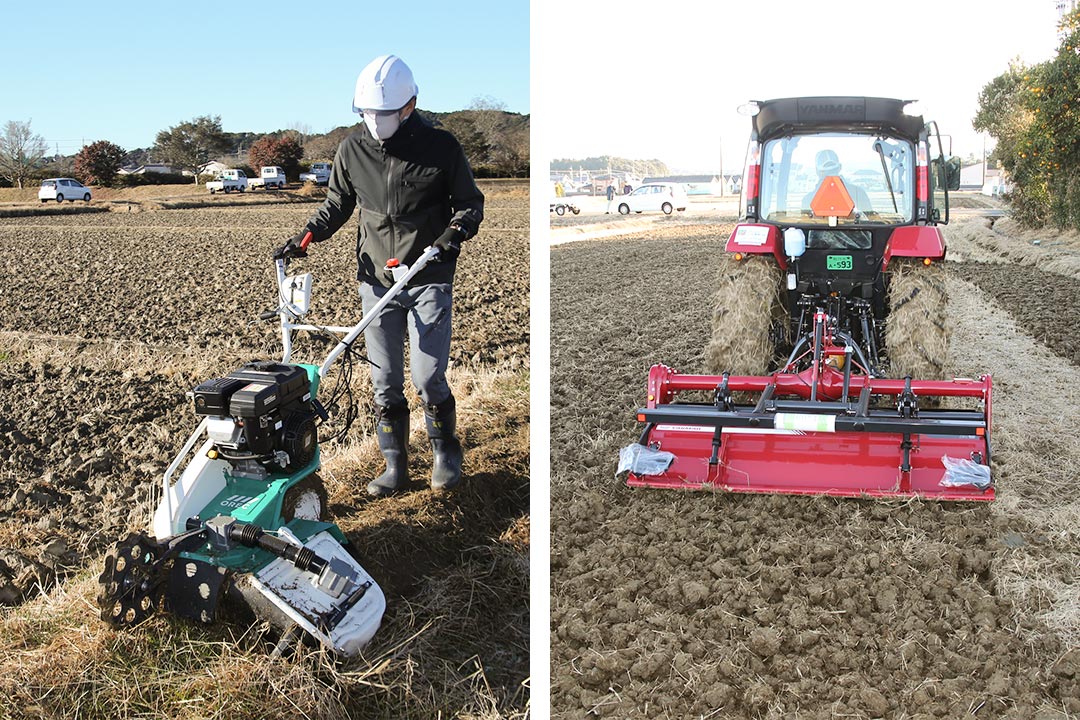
[206,169,248,194]
[300,162,332,185]
[247,166,287,190]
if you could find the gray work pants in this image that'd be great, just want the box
[359,281,454,409]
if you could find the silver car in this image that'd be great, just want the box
[39,178,92,203]
[613,182,688,215]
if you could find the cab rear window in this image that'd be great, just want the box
[42,181,56,188]
[807,229,872,250]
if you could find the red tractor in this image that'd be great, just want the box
[628,97,994,501]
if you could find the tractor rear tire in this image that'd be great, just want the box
[885,258,949,379]
[703,254,785,375]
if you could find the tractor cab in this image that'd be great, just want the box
[621,97,993,501]
[728,97,963,366]
[740,97,961,229]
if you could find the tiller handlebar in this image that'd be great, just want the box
[631,311,994,500]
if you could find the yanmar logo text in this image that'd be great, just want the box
[800,101,864,118]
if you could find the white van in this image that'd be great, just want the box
[300,162,332,185]
[206,169,249,194]
[248,166,287,190]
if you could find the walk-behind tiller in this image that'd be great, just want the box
[624,97,994,501]
[97,233,444,655]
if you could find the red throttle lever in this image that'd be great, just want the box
[300,230,313,252]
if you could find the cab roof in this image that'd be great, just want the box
[751,97,925,142]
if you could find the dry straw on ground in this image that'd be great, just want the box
[946,216,1080,280]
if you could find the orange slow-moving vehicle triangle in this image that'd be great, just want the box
[810,176,855,218]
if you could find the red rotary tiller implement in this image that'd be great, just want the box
[630,313,993,501]
[625,97,994,501]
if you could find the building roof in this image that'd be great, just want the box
[644,175,728,184]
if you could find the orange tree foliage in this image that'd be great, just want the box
[975,8,1080,227]
[248,134,304,179]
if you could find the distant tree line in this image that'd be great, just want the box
[0,99,529,189]
[552,156,670,177]
[975,7,1080,228]
[303,99,530,178]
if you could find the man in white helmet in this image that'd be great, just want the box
[802,148,873,216]
[276,54,484,497]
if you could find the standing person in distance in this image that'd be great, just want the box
[275,54,484,497]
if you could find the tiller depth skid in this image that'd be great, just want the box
[631,310,994,500]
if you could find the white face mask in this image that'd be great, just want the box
[364,109,407,141]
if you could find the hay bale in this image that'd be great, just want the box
[885,258,949,379]
[703,255,783,375]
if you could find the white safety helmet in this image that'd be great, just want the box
[352,55,418,113]
[816,149,842,176]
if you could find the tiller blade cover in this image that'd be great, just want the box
[630,364,994,501]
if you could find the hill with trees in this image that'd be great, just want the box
[303,103,529,178]
[551,156,670,177]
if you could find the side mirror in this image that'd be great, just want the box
[945,156,962,191]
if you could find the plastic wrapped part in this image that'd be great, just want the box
[617,443,676,478]
[940,455,992,490]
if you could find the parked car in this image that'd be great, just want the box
[612,182,688,215]
[300,162,332,185]
[39,178,91,203]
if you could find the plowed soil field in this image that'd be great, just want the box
[0,180,530,719]
[551,219,1080,718]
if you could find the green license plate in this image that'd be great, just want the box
[827,255,853,271]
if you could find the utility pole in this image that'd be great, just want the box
[982,135,987,187]
[719,136,724,197]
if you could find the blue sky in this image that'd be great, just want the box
[0,1,529,154]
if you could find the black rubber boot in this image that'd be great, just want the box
[425,396,463,492]
[367,404,409,497]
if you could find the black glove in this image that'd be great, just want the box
[273,233,308,260]
[433,225,467,262]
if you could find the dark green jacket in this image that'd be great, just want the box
[303,113,484,287]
